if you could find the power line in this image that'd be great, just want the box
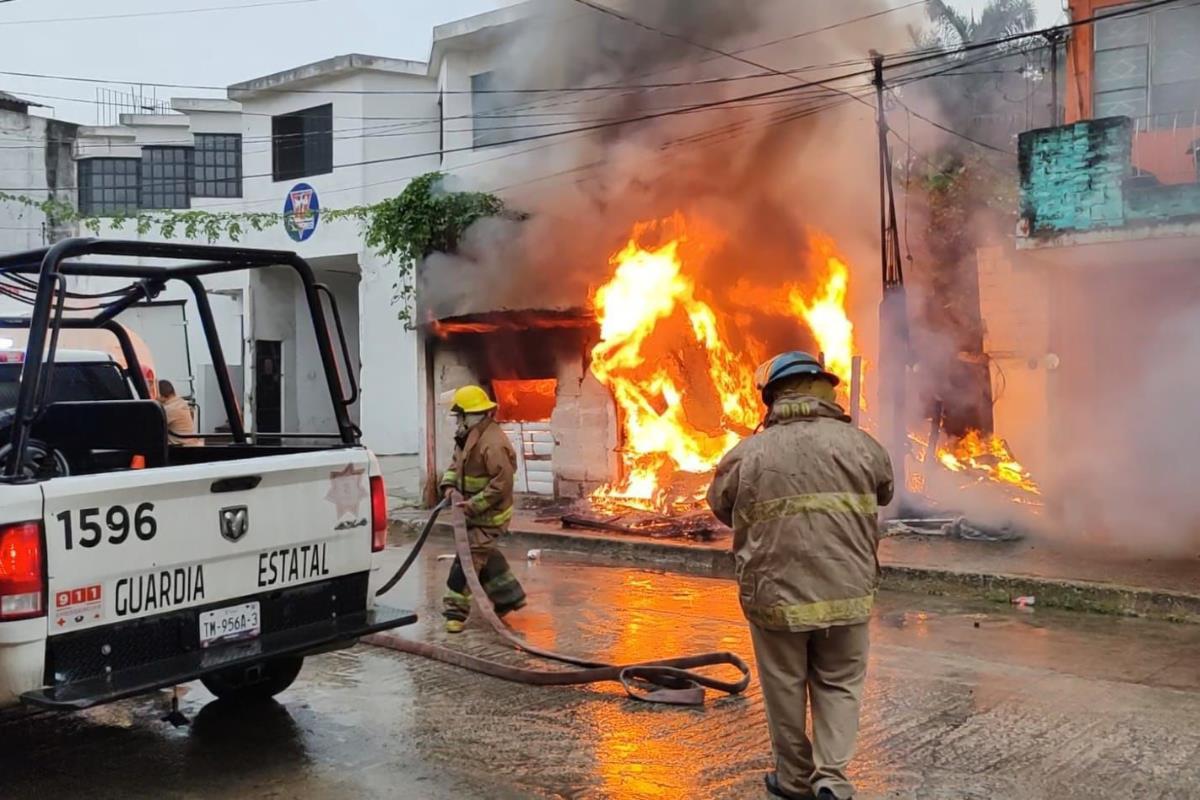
[2,0,1188,204]
[879,0,1193,75]
[570,0,874,112]
[487,0,1161,196]
[0,2,923,96]
[0,65,850,97]
[0,79,847,192]
[458,0,1196,133]
[490,88,874,195]
[0,0,320,25]
[0,92,827,151]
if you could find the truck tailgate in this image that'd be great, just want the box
[41,449,374,636]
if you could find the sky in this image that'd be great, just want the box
[0,0,1066,126]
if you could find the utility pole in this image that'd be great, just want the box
[871,51,910,508]
[1043,29,1065,126]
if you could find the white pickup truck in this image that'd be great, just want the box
[0,239,414,711]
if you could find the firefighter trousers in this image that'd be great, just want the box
[749,621,870,800]
[442,524,526,622]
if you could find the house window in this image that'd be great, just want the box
[471,71,517,148]
[1094,3,1200,127]
[272,104,333,182]
[140,146,193,210]
[194,133,242,198]
[77,158,140,216]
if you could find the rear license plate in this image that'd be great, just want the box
[199,602,261,648]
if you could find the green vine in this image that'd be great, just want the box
[0,171,516,327]
[0,189,376,243]
[361,172,515,325]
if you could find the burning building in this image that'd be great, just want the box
[420,212,862,511]
[415,0,1049,536]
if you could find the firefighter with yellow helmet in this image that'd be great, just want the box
[438,385,527,633]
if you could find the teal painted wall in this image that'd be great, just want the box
[1018,116,1200,235]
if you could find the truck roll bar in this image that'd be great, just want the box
[0,238,361,480]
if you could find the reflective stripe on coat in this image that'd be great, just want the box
[438,417,517,528]
[706,395,894,632]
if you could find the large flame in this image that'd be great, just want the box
[790,234,854,384]
[588,217,856,511]
[908,428,1041,504]
[937,429,1041,496]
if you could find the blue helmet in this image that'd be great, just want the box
[754,351,839,401]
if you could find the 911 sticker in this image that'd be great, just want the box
[53,584,103,630]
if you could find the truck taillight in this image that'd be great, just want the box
[370,476,387,552]
[0,522,43,621]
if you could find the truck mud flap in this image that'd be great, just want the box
[21,604,416,710]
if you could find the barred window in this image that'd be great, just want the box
[272,104,332,182]
[471,71,520,148]
[194,133,242,198]
[77,158,140,216]
[1094,3,1200,127]
[141,146,193,210]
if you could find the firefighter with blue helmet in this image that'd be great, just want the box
[708,351,893,800]
[439,385,527,633]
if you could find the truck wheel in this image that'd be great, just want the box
[200,656,304,702]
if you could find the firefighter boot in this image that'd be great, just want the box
[442,587,471,633]
[495,598,527,617]
[764,773,815,800]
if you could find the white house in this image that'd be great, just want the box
[66,3,580,502]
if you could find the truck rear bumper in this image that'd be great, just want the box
[22,603,415,710]
[22,571,415,711]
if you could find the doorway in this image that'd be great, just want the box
[254,339,282,445]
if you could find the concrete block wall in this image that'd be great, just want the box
[550,357,619,498]
[1018,117,1132,235]
[1125,181,1200,224]
[975,246,1051,477]
[430,344,476,481]
[1019,116,1200,237]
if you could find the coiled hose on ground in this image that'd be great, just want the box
[365,498,751,706]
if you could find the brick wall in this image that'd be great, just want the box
[1018,117,1131,235]
[1019,116,1200,236]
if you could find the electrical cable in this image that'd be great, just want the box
[0,0,321,26]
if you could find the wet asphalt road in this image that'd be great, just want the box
[5,538,1200,800]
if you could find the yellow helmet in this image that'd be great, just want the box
[450,384,497,413]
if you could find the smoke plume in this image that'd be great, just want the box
[418,0,919,339]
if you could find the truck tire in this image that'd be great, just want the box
[200,656,304,702]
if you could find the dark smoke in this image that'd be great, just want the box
[417,0,917,336]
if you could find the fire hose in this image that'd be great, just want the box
[365,498,751,706]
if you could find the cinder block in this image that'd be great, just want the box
[557,479,585,498]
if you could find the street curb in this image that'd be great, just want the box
[878,566,1200,624]
[394,520,1200,625]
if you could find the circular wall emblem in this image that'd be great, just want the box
[283,182,320,242]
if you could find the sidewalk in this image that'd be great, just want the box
[391,508,1200,623]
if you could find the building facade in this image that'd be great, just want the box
[981,0,1200,527]
[0,92,77,259]
[66,4,595,501]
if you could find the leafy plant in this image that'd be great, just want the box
[361,171,513,325]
